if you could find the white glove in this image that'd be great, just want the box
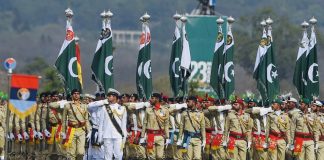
[44,129,51,138]
[139,138,145,144]
[176,139,182,146]
[60,132,66,140]
[86,132,91,142]
[260,107,273,116]
[37,132,44,140]
[315,143,319,151]
[222,141,227,147]
[262,143,268,149]
[177,103,188,110]
[218,105,232,112]
[32,130,37,138]
[165,139,171,147]
[288,144,294,150]
[134,102,145,110]
[201,141,206,150]
[144,102,151,108]
[59,100,69,108]
[9,133,15,141]
[17,134,23,141]
[247,141,252,150]
[102,99,109,105]
[23,131,29,140]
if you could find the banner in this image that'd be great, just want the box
[9,74,39,119]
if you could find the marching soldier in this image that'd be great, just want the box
[266,99,290,160]
[201,97,216,160]
[140,93,170,160]
[35,92,51,159]
[315,101,323,160]
[177,96,206,160]
[287,97,319,160]
[47,91,66,159]
[207,100,232,160]
[0,98,6,160]
[223,98,253,160]
[61,89,91,160]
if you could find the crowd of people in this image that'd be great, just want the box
[0,88,323,160]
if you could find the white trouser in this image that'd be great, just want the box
[103,138,123,160]
[83,144,105,160]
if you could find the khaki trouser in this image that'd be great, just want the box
[185,137,202,160]
[297,140,315,160]
[232,139,247,160]
[317,141,324,160]
[173,132,183,160]
[66,128,86,160]
[268,139,286,160]
[135,144,146,159]
[147,135,164,160]
[0,127,4,158]
[211,147,227,160]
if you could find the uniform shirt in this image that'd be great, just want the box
[48,102,63,125]
[178,109,206,141]
[317,113,324,137]
[102,103,127,140]
[35,102,49,131]
[62,101,90,133]
[224,110,253,142]
[141,105,170,139]
[288,108,320,144]
[266,111,291,143]
[0,105,6,128]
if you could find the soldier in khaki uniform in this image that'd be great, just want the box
[140,93,170,160]
[0,99,7,160]
[61,89,91,160]
[266,99,290,160]
[201,98,216,160]
[177,96,206,160]
[35,92,51,159]
[223,98,253,160]
[287,97,319,160]
[47,91,66,159]
[315,101,324,160]
[207,101,232,160]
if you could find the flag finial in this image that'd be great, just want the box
[266,17,273,25]
[260,20,267,27]
[106,10,114,18]
[180,16,187,23]
[216,17,224,25]
[309,16,317,25]
[100,11,107,19]
[74,35,79,42]
[173,12,181,20]
[227,16,235,24]
[301,21,309,29]
[65,8,73,19]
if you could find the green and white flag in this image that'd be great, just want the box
[91,16,114,94]
[55,18,82,94]
[210,22,225,98]
[223,24,235,99]
[305,26,319,98]
[180,21,191,95]
[253,27,279,102]
[293,29,309,97]
[169,20,182,97]
[136,22,152,100]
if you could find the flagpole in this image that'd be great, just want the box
[4,68,12,159]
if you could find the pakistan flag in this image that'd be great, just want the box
[169,20,182,97]
[305,25,319,98]
[253,27,279,102]
[136,22,152,100]
[223,24,235,99]
[293,29,309,97]
[91,16,114,94]
[55,19,82,93]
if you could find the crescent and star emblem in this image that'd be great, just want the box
[68,57,78,78]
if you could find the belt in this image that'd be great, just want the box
[270,130,285,138]
[229,131,245,140]
[68,121,85,128]
[184,130,201,138]
[147,129,164,135]
[320,135,324,141]
[206,128,215,133]
[295,132,313,139]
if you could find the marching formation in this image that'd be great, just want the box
[0,89,323,160]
